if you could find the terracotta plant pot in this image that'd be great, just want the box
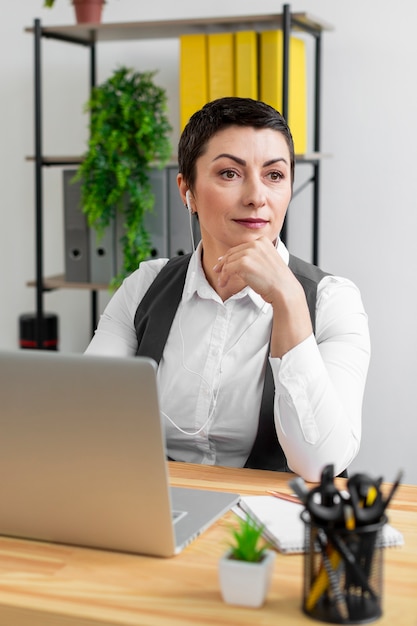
[73,0,104,24]
[218,549,276,608]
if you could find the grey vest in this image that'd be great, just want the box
[134,253,328,471]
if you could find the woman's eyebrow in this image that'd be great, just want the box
[213,153,246,165]
[212,153,289,167]
[264,157,289,167]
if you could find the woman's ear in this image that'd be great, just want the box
[177,173,188,206]
[177,173,195,214]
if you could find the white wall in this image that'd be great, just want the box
[1,0,416,483]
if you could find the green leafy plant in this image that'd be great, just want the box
[74,66,172,288]
[227,514,270,563]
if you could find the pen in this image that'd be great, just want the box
[267,490,301,505]
[382,469,403,512]
[315,529,349,620]
[288,476,309,505]
[305,536,342,613]
[304,465,345,614]
[328,530,378,600]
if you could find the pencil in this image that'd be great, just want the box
[267,490,301,505]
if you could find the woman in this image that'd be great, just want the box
[85,97,370,482]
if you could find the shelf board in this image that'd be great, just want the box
[27,275,109,291]
[26,13,333,44]
[25,153,330,167]
[296,152,331,163]
[25,156,83,166]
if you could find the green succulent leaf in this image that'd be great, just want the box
[227,514,270,563]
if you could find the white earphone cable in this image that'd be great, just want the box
[160,309,221,436]
[161,300,266,437]
[185,190,196,252]
[188,208,196,252]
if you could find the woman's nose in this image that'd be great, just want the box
[242,177,266,208]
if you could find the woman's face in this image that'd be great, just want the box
[190,125,292,258]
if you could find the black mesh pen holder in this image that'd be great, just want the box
[301,510,386,624]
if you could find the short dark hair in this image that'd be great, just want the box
[178,97,295,190]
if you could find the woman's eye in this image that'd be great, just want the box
[220,169,238,180]
[268,170,283,181]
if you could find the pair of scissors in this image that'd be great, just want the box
[347,473,384,526]
[305,464,346,526]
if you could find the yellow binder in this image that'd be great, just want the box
[235,31,258,99]
[260,31,307,154]
[179,34,208,130]
[208,32,235,101]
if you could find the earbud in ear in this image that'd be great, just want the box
[185,190,196,251]
[185,190,193,215]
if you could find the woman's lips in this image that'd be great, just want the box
[233,218,269,230]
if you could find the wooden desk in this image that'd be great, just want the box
[0,463,415,626]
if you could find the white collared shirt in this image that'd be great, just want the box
[85,240,370,482]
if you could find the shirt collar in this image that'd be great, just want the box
[277,237,290,265]
[183,239,290,309]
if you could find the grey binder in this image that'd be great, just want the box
[114,169,169,278]
[115,168,170,271]
[64,165,199,286]
[115,210,125,278]
[145,168,168,258]
[89,223,116,285]
[63,170,90,282]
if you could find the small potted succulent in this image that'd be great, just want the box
[218,513,275,608]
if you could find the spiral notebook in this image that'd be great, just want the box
[235,495,404,555]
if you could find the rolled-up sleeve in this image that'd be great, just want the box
[271,276,370,482]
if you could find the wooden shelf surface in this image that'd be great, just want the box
[27,274,109,292]
[26,13,333,44]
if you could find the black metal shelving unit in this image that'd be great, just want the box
[26,4,332,348]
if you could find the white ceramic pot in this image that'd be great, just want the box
[218,549,276,608]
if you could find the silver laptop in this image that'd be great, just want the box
[0,350,240,557]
